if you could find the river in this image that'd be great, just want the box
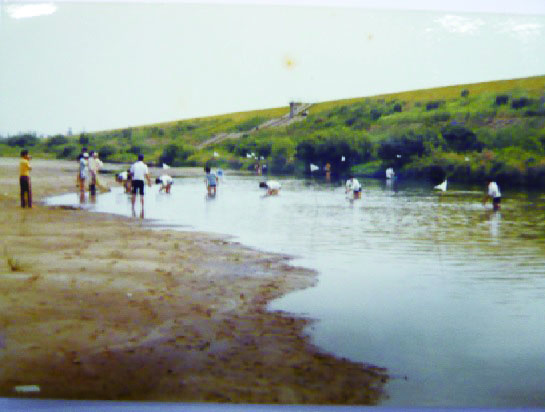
[45,175,545,407]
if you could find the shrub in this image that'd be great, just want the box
[431,112,451,123]
[122,128,133,139]
[6,134,39,147]
[378,133,427,167]
[370,109,382,121]
[441,125,480,152]
[79,134,89,144]
[99,145,117,160]
[58,145,77,159]
[495,95,509,105]
[511,97,532,109]
[128,145,142,155]
[46,135,68,147]
[393,103,402,113]
[461,89,469,98]
[425,101,444,111]
[159,143,195,166]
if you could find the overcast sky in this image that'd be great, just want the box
[1,0,544,136]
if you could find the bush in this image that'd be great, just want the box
[159,143,195,166]
[511,97,532,109]
[79,134,89,144]
[393,103,402,113]
[270,138,295,174]
[378,132,427,167]
[6,134,39,147]
[370,109,382,121]
[128,145,142,155]
[46,135,68,147]
[99,145,117,160]
[58,145,77,159]
[122,128,133,139]
[461,89,469,98]
[495,95,509,106]
[425,101,444,111]
[441,125,480,152]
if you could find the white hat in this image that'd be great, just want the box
[83,153,89,158]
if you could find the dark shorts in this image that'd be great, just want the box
[493,197,501,205]
[132,180,144,195]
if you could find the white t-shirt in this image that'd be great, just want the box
[266,180,281,190]
[488,182,501,198]
[118,171,128,180]
[160,175,173,185]
[130,161,149,181]
[386,168,395,179]
[346,178,361,191]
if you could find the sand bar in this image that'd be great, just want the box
[0,157,387,404]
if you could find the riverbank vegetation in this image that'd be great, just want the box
[2,75,544,186]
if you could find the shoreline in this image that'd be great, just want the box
[0,157,388,404]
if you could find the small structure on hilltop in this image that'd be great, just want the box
[289,101,302,118]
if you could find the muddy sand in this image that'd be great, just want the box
[0,158,387,404]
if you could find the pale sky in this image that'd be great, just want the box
[1,0,544,136]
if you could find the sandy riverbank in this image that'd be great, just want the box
[0,157,387,404]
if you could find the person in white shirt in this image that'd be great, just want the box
[483,179,502,211]
[345,176,362,199]
[129,154,151,215]
[79,152,89,194]
[259,180,281,196]
[116,170,132,193]
[385,167,395,179]
[156,174,173,193]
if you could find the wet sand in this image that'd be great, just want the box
[0,158,387,404]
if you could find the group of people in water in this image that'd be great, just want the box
[77,147,107,196]
[17,149,502,213]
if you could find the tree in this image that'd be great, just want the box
[441,125,481,152]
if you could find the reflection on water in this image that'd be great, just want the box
[45,177,545,407]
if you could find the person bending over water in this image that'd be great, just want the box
[156,174,173,193]
[205,166,218,197]
[483,178,501,211]
[259,180,281,196]
[116,170,132,193]
[345,176,362,199]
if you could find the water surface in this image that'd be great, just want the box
[46,176,545,407]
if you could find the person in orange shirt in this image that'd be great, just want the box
[19,149,32,208]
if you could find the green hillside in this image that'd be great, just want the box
[2,75,545,186]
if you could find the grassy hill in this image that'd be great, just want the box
[2,75,545,186]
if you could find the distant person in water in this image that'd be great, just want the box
[130,154,151,216]
[156,174,173,193]
[385,167,395,180]
[76,147,88,188]
[79,152,89,194]
[345,176,362,199]
[205,166,218,196]
[259,180,281,196]
[116,170,132,193]
[483,178,501,211]
[19,149,32,208]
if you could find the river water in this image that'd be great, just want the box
[45,175,545,407]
